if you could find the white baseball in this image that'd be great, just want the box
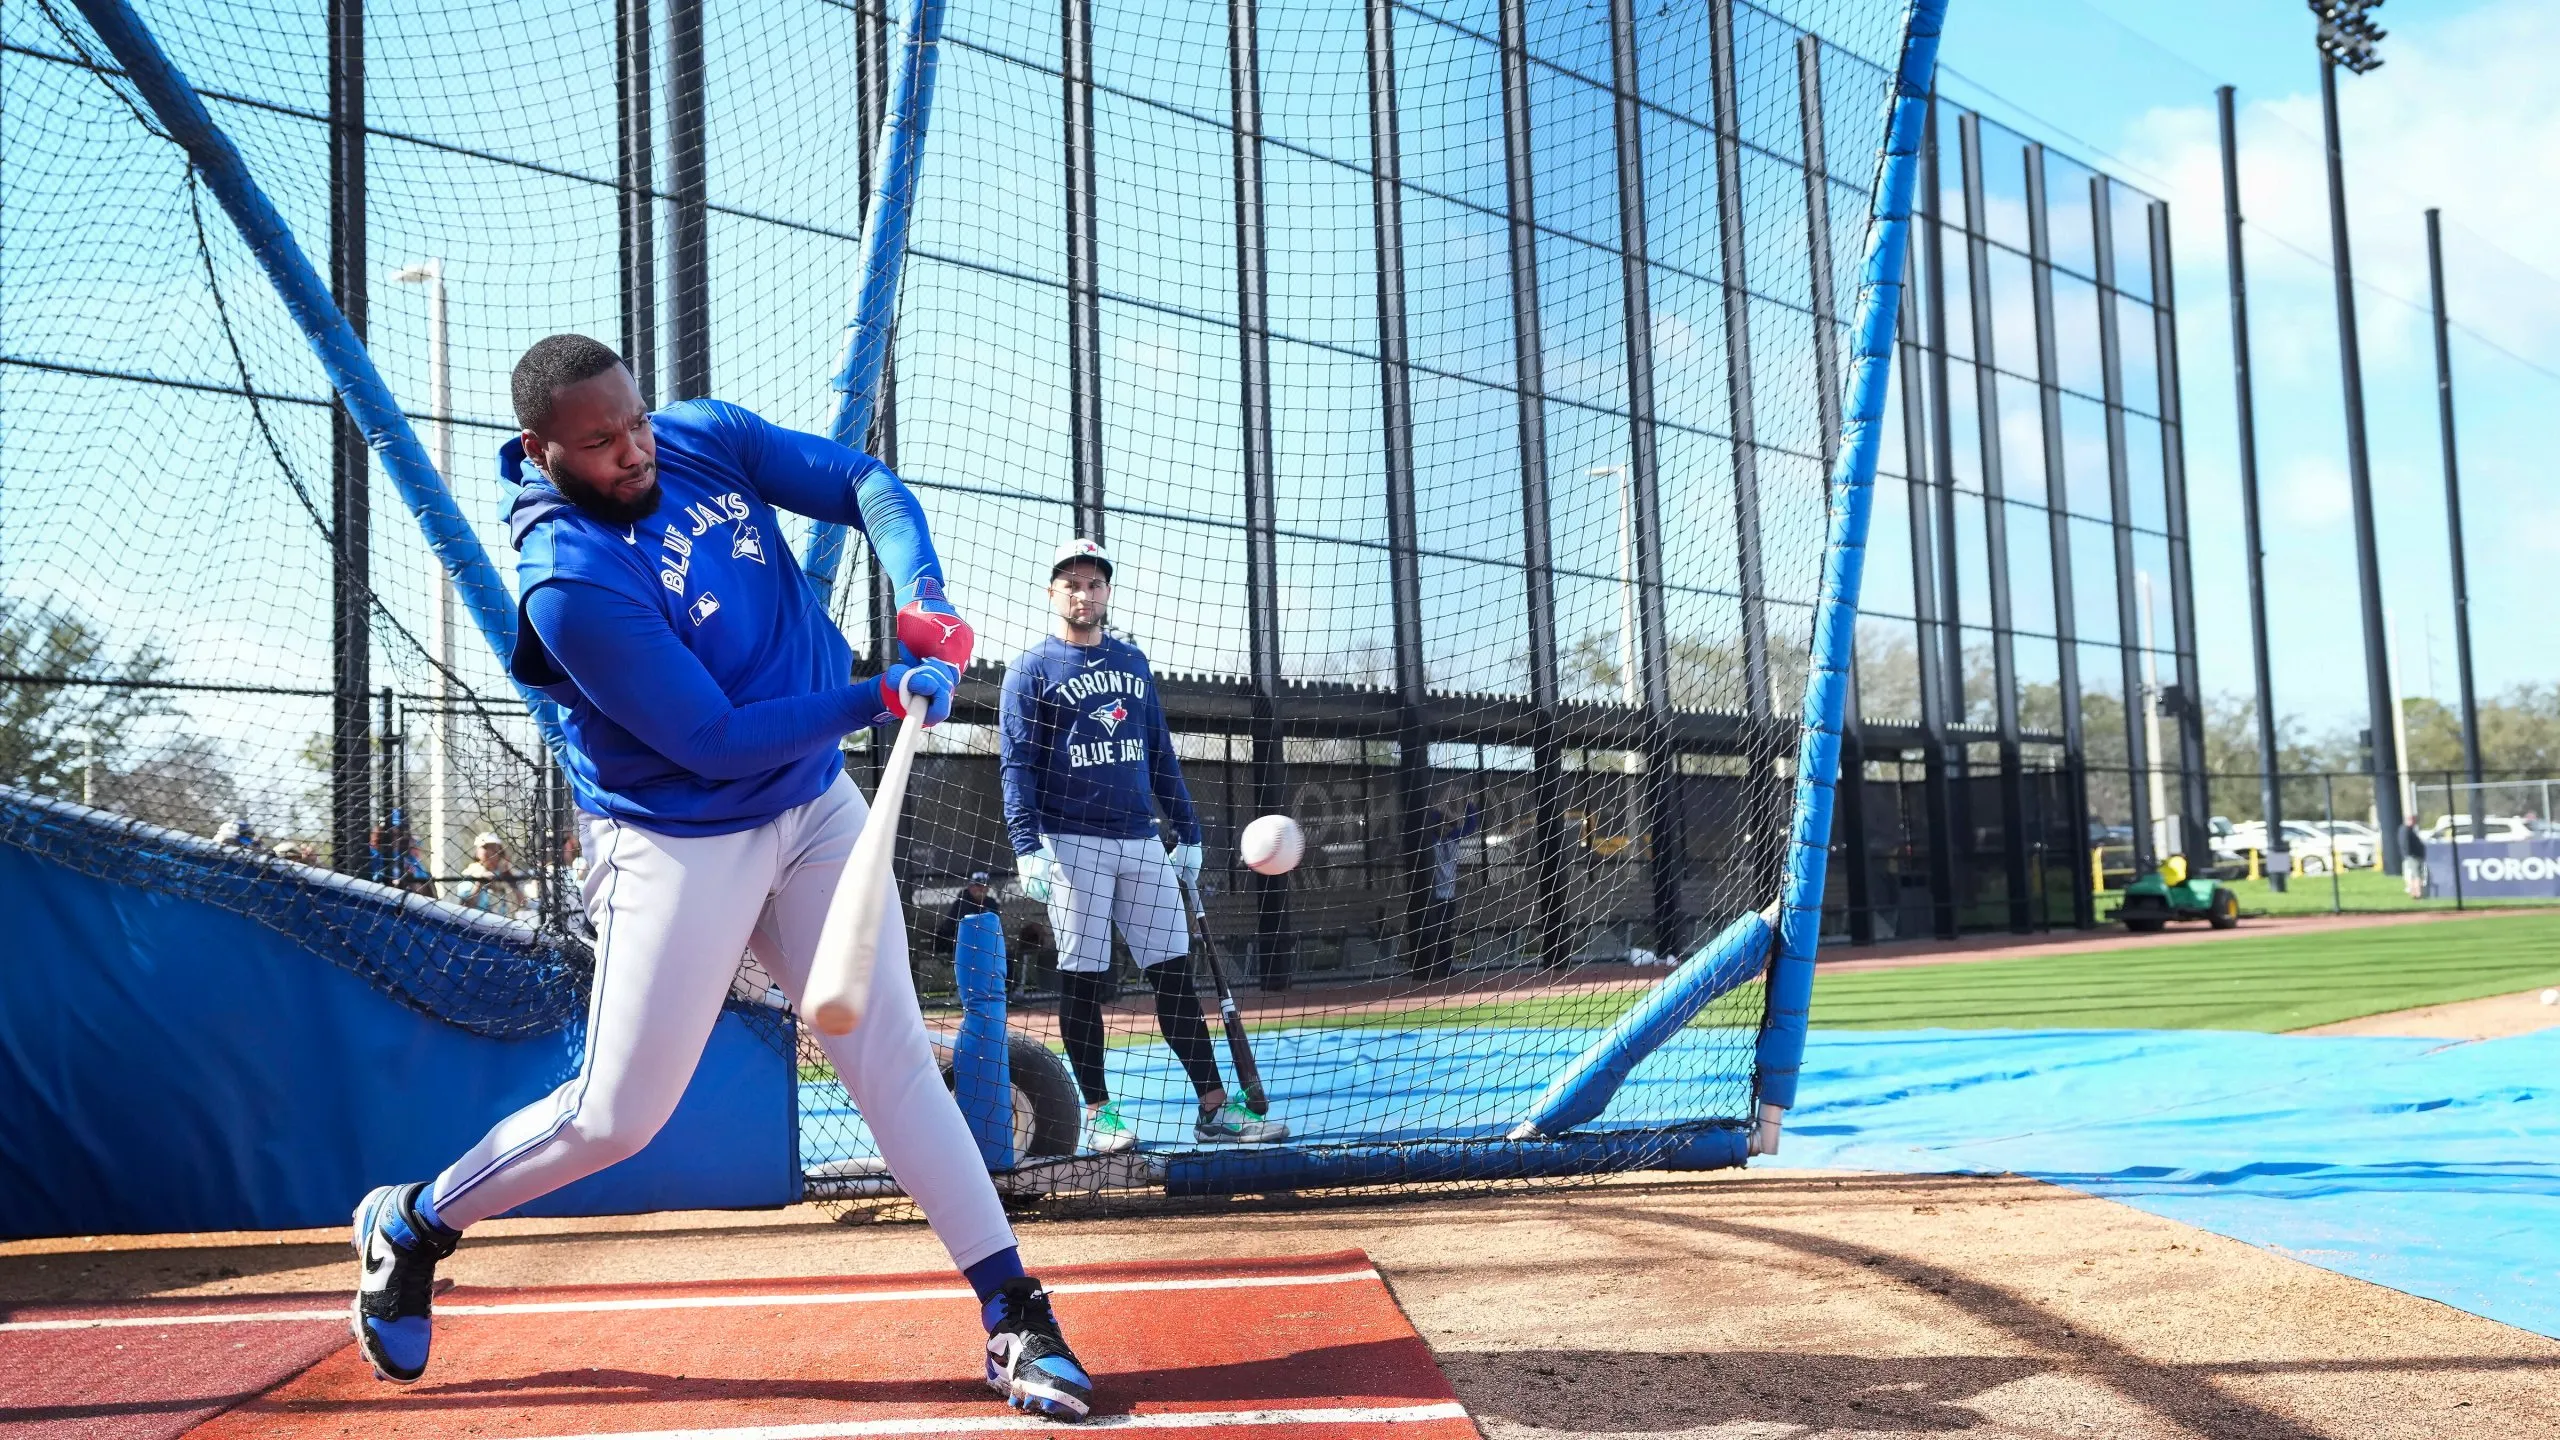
[2542,989,2558,1007]
[1240,814,1305,876]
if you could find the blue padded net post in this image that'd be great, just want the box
[68,0,563,748]
[1508,0,1949,1145]
[804,0,948,604]
[1753,0,1951,1147]
[1512,909,1772,1138]
[950,911,1015,1170]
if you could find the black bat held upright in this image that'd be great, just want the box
[1176,875,1267,1116]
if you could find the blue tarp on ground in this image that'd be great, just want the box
[1780,1026,2560,1340]
[807,1019,2556,1338]
[799,1022,1759,1163]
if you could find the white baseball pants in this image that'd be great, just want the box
[427,774,1015,1272]
[1045,833,1187,974]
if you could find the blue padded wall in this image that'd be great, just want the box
[0,841,797,1238]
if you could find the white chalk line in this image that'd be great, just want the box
[507,1402,1473,1439]
[0,1268,1384,1333]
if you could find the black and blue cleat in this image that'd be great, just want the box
[350,1181,460,1383]
[983,1276,1094,1422]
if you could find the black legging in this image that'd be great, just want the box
[1057,961,1223,1107]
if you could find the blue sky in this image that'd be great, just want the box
[8,0,2539,805]
[1935,0,2560,736]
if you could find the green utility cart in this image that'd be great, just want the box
[2109,855,2242,933]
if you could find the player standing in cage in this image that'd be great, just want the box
[347,337,1094,1422]
[1000,540,1286,1154]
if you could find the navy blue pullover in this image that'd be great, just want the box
[998,634,1200,856]
[504,399,943,835]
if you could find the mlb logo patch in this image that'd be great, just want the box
[689,592,721,625]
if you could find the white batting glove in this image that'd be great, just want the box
[1016,842,1058,904]
[1170,841,1203,888]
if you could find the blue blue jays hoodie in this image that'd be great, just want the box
[998,634,1200,855]
[504,399,942,836]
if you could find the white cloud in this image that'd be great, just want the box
[2092,0,2560,716]
[2118,0,2560,371]
[2273,455,2351,531]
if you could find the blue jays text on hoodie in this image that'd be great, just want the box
[504,398,943,836]
[998,633,1200,857]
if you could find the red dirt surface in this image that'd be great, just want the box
[0,1292,347,1440]
[66,1251,1471,1438]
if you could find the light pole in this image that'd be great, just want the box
[2307,0,2405,872]
[1591,465,1638,711]
[2424,208,2485,835]
[2138,570,2169,861]
[2218,85,2286,889]
[391,258,454,894]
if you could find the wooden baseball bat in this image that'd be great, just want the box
[1177,873,1266,1115]
[805,700,929,1036]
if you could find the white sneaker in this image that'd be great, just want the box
[1085,1100,1138,1154]
[1195,1100,1289,1144]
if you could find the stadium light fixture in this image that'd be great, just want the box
[2308,0,2385,74]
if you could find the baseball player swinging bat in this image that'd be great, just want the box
[807,679,928,1036]
[1175,873,1266,1117]
[344,338,1096,1421]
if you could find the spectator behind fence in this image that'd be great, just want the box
[1415,799,1480,982]
[371,813,437,899]
[949,870,999,924]
[456,831,533,915]
[2399,820,2429,900]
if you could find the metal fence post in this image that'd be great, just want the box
[2324,772,2341,913]
[1501,0,1571,967]
[1232,0,1294,988]
[328,0,370,876]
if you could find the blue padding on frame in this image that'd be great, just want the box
[951,911,1013,1169]
[1517,910,1772,1135]
[806,0,948,599]
[0,840,797,1238]
[1761,0,1952,1115]
[1163,1127,1746,1196]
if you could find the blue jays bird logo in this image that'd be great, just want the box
[1089,700,1129,736]
[730,524,765,563]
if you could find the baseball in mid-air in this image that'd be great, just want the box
[1240,814,1305,876]
[2542,988,2558,1007]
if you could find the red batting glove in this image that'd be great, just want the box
[895,581,975,675]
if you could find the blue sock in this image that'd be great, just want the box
[414,1187,449,1236]
[964,1246,1027,1310]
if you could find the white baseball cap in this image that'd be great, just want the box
[1049,537,1113,580]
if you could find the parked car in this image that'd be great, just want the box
[2215,819,2371,874]
[2422,815,2539,845]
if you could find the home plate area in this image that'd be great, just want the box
[3,1252,1474,1438]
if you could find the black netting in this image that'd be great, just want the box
[2,0,1919,1210]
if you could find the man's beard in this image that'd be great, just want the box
[556,465,663,526]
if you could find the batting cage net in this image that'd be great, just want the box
[2,0,1933,1210]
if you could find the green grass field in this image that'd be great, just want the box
[2182,867,2554,916]
[1270,910,2560,1037]
[1799,910,2560,1032]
